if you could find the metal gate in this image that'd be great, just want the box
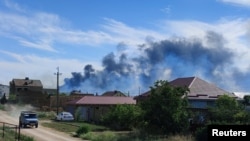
[0,122,20,141]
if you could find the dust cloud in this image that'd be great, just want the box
[3,104,38,118]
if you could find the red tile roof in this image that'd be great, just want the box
[67,96,136,105]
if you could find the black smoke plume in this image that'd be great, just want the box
[61,31,250,95]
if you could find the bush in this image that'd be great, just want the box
[93,131,117,141]
[101,104,141,130]
[76,125,90,136]
[74,107,82,121]
[0,104,5,110]
[81,131,117,141]
[195,126,207,141]
[37,111,56,119]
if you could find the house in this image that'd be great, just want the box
[9,77,43,94]
[9,77,47,107]
[70,90,95,97]
[66,96,136,122]
[101,90,127,97]
[134,76,241,111]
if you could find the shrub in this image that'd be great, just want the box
[195,126,207,141]
[81,131,117,141]
[74,107,82,121]
[37,111,56,119]
[76,125,90,137]
[93,131,117,141]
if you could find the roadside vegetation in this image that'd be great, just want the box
[0,126,34,141]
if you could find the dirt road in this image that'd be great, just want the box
[0,105,84,141]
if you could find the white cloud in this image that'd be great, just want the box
[0,50,102,88]
[102,18,167,43]
[219,0,250,7]
[161,5,171,16]
[1,1,250,93]
[4,0,25,12]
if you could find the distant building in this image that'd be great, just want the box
[9,77,43,95]
[0,84,9,99]
[9,77,47,107]
[101,90,127,97]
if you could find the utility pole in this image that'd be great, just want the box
[54,67,62,115]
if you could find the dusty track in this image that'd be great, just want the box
[0,104,83,141]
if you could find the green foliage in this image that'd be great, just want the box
[81,131,117,141]
[92,131,117,141]
[76,125,90,137]
[74,107,82,121]
[0,126,34,141]
[20,134,35,141]
[0,93,7,104]
[208,94,249,124]
[243,95,250,105]
[215,94,242,110]
[8,94,16,101]
[194,126,207,141]
[138,80,190,136]
[0,104,5,110]
[101,104,142,130]
[37,111,56,119]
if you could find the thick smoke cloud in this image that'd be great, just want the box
[61,31,250,95]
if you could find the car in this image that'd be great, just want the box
[19,111,38,128]
[55,112,74,121]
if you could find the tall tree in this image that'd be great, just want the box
[208,94,249,124]
[0,93,7,104]
[139,80,190,135]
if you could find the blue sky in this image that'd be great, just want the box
[1,0,250,96]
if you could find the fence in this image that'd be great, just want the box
[0,122,20,141]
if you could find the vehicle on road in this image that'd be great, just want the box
[19,111,38,128]
[55,111,74,121]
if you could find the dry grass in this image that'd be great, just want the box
[164,134,194,141]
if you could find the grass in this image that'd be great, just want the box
[41,120,108,133]
[38,111,195,141]
[41,120,195,141]
[80,131,195,141]
[0,126,34,141]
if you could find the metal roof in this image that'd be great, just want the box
[135,76,240,100]
[170,76,237,99]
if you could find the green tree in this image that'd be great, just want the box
[139,80,190,135]
[0,93,7,104]
[195,95,250,141]
[243,95,250,106]
[101,104,141,130]
[208,94,249,124]
[74,107,82,121]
